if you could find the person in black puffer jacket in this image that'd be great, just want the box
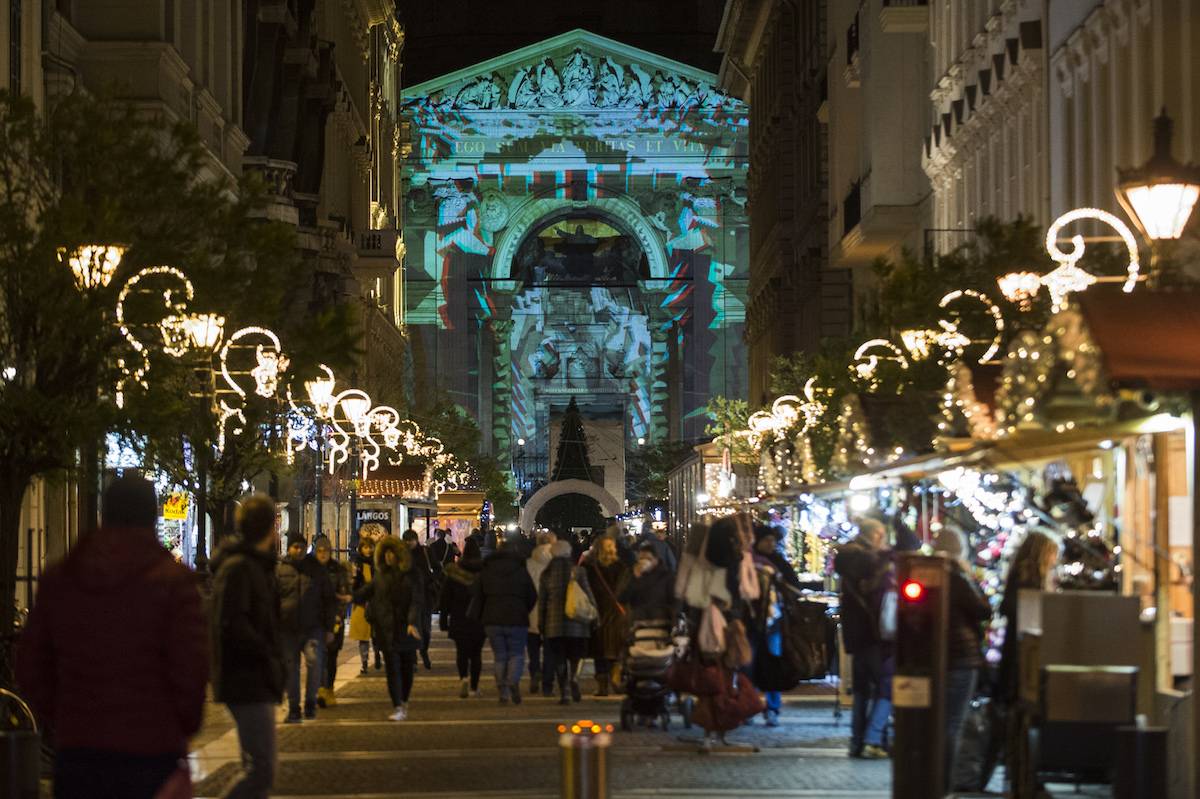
[934,529,992,792]
[475,530,537,704]
[354,535,426,721]
[439,537,486,698]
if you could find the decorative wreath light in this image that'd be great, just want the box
[938,289,1005,363]
[219,326,289,400]
[115,266,195,405]
[850,339,909,392]
[1043,207,1141,310]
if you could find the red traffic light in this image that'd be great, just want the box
[901,579,925,602]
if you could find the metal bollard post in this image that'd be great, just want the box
[558,719,612,799]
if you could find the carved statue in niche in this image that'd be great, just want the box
[594,58,625,108]
[623,64,653,106]
[535,58,563,107]
[454,73,505,109]
[561,49,595,107]
[509,66,539,108]
[479,190,511,232]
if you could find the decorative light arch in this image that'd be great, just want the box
[490,189,672,284]
[518,479,625,533]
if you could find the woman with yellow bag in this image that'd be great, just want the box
[350,537,382,673]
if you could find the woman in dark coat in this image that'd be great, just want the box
[439,537,487,698]
[353,535,424,721]
[539,540,596,703]
[585,536,631,696]
[749,525,802,726]
[402,529,435,670]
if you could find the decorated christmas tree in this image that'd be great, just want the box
[537,397,606,533]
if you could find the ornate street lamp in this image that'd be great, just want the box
[304,365,337,540]
[1116,109,1200,241]
[58,244,127,290]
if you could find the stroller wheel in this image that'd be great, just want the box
[681,696,694,729]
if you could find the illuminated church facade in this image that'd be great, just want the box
[401,29,749,481]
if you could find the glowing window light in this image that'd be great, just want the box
[58,244,126,290]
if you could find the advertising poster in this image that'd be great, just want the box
[355,508,392,541]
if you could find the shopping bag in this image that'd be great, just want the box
[566,572,598,622]
[666,657,726,697]
[698,603,727,656]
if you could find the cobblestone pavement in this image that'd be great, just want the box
[191,626,892,798]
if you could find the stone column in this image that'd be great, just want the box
[490,315,514,457]
[648,313,671,443]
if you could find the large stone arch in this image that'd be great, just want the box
[492,189,670,282]
[518,479,623,533]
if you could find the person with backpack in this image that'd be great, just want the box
[833,518,893,758]
[276,533,336,723]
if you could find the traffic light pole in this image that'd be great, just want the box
[893,553,950,799]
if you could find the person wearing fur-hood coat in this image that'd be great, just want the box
[353,535,425,720]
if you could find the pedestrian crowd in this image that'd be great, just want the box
[9,472,1046,798]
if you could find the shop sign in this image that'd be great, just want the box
[163,492,190,520]
[355,509,392,539]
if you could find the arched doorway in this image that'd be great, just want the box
[518,479,624,533]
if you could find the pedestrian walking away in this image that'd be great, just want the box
[747,524,802,727]
[209,494,286,799]
[539,540,596,704]
[439,536,487,698]
[315,534,353,708]
[403,528,437,670]
[833,518,894,759]
[355,534,426,720]
[477,529,538,704]
[526,530,557,693]
[16,474,208,799]
[585,535,631,695]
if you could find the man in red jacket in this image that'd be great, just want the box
[16,474,208,799]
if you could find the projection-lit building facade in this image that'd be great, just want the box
[401,30,749,469]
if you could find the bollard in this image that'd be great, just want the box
[0,689,40,799]
[558,719,612,799]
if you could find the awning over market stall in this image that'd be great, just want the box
[1077,287,1200,391]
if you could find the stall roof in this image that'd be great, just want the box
[1078,287,1200,391]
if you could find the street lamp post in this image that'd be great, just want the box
[304,368,336,539]
[338,392,371,553]
[179,313,226,573]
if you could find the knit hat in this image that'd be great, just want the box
[314,534,332,552]
[102,474,158,530]
[401,529,420,544]
[286,533,307,549]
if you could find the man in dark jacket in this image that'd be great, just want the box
[402,529,436,669]
[210,493,284,799]
[314,534,352,708]
[16,475,207,799]
[476,530,537,704]
[833,518,892,758]
[277,532,335,722]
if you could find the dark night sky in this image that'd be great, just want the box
[397,1,727,86]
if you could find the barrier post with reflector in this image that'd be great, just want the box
[892,553,950,799]
[558,719,612,799]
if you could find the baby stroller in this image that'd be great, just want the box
[619,620,679,731]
